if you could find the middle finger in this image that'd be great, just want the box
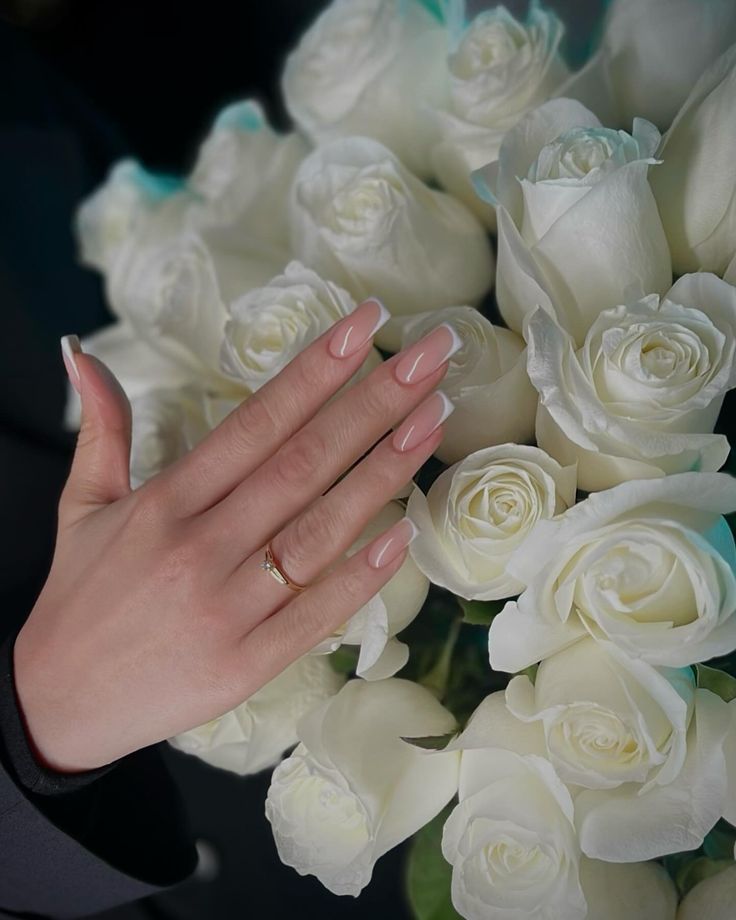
[204,322,461,569]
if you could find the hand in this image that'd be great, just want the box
[13,300,459,773]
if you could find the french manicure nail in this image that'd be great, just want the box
[367,517,419,569]
[328,298,391,359]
[61,335,82,393]
[392,391,454,452]
[394,323,462,385]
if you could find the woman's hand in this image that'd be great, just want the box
[13,300,459,773]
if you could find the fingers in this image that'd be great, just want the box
[152,298,390,514]
[226,392,451,617]
[205,323,461,565]
[59,336,132,522]
[230,517,418,697]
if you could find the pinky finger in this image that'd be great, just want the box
[234,517,418,693]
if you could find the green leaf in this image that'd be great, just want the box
[457,598,505,626]
[328,645,360,675]
[402,731,457,752]
[703,821,736,861]
[676,856,734,897]
[405,806,462,920]
[696,663,736,702]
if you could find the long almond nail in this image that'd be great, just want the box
[328,298,391,359]
[61,335,82,393]
[394,323,462,384]
[367,517,418,569]
[392,391,454,453]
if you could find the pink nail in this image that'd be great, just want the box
[367,517,418,569]
[394,323,462,384]
[392,391,454,452]
[61,335,82,393]
[328,298,391,359]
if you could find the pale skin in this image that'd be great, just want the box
[13,299,460,773]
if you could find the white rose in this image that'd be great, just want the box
[526,272,736,491]
[578,859,677,920]
[724,699,736,826]
[651,44,736,276]
[601,0,736,131]
[310,502,429,680]
[475,98,671,345]
[430,2,568,228]
[506,639,731,861]
[64,321,200,431]
[129,386,239,488]
[407,444,576,601]
[107,228,282,386]
[186,99,307,251]
[726,254,736,288]
[265,678,459,895]
[76,159,189,274]
[441,748,586,920]
[446,694,679,918]
[289,136,494,351]
[168,654,344,776]
[489,473,736,673]
[282,0,448,178]
[677,864,736,920]
[221,261,382,391]
[398,306,538,464]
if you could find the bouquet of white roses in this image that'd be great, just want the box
[69,0,736,917]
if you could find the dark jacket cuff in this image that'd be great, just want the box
[0,627,119,795]
[0,626,197,916]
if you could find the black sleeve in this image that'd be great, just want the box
[0,627,198,919]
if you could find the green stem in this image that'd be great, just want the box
[420,616,462,700]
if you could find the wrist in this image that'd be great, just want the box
[12,630,99,775]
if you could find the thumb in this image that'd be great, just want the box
[60,335,133,519]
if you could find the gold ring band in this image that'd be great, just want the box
[260,543,307,592]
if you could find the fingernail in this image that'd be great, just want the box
[328,298,391,359]
[367,517,418,569]
[392,391,454,452]
[394,323,462,385]
[61,335,82,393]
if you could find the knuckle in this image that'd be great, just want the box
[272,428,327,490]
[279,504,342,575]
[154,524,214,594]
[336,566,366,608]
[158,537,200,585]
[355,374,393,420]
[291,346,323,393]
[230,393,281,454]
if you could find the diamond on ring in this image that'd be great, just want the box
[260,554,289,586]
[260,544,306,591]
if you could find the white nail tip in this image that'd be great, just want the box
[61,335,82,381]
[439,322,463,359]
[436,390,455,423]
[403,517,420,542]
[368,299,392,335]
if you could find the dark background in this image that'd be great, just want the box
[0,1,609,917]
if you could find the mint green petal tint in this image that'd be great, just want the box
[703,517,736,572]
[470,166,498,206]
[214,100,265,133]
[123,162,183,201]
[404,0,464,30]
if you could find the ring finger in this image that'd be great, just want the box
[226,390,453,622]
